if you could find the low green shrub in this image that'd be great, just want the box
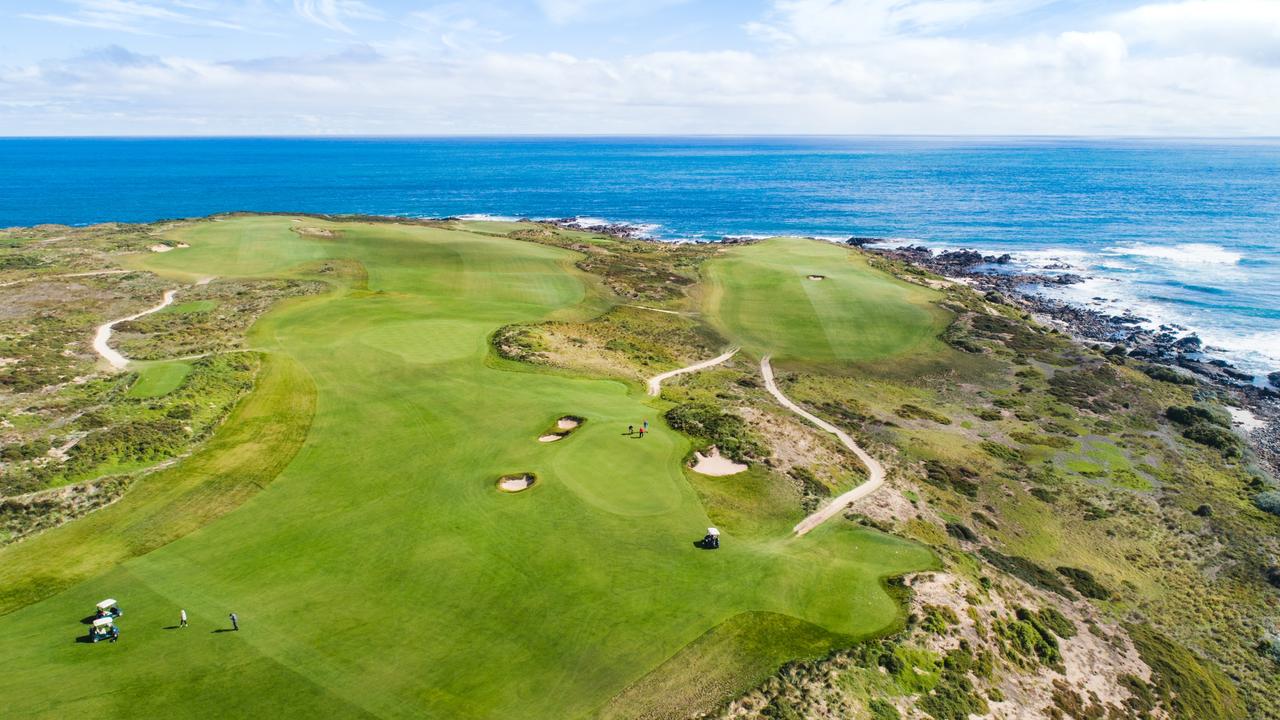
[897,404,952,425]
[980,549,1073,597]
[1056,566,1111,600]
[664,403,764,463]
[1127,624,1244,720]
[979,441,1022,463]
[1253,491,1280,517]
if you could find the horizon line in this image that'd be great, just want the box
[3,133,1280,142]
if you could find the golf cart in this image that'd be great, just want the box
[701,527,721,550]
[95,598,122,619]
[89,616,116,643]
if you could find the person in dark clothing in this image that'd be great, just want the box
[229,612,239,631]
[628,425,634,435]
[109,625,119,643]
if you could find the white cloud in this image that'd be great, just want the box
[4,0,1280,135]
[1110,0,1280,64]
[21,0,245,34]
[533,0,692,25]
[292,0,383,33]
[747,0,1042,45]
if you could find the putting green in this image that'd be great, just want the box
[703,238,951,364]
[0,218,933,719]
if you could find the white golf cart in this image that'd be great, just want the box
[89,616,116,643]
[702,527,721,549]
[95,598,122,619]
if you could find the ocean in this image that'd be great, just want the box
[1,136,1277,376]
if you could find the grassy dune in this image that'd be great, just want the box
[0,218,935,719]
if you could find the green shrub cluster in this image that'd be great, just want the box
[920,604,959,634]
[980,549,1073,597]
[997,610,1062,667]
[1035,607,1077,639]
[1127,624,1244,720]
[924,461,979,498]
[68,419,187,470]
[979,441,1022,463]
[1143,364,1196,385]
[1048,365,1121,411]
[1056,566,1111,600]
[663,403,764,463]
[1253,491,1280,518]
[918,645,990,720]
[896,404,952,425]
[1165,405,1242,457]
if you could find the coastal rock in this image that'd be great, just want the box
[845,237,882,247]
[1270,371,1280,388]
[1174,335,1203,352]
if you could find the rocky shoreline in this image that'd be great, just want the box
[857,240,1280,478]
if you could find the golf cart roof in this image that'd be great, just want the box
[707,527,720,536]
[92,616,114,628]
[96,599,117,609]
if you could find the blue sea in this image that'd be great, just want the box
[1,136,1278,376]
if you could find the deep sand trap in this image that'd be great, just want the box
[691,447,748,476]
[0,218,934,720]
[539,416,584,442]
[498,473,537,492]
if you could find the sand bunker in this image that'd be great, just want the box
[295,227,337,238]
[807,274,826,281]
[537,416,585,443]
[690,447,748,476]
[497,473,537,493]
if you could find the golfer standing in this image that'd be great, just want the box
[179,609,188,628]
[229,612,239,631]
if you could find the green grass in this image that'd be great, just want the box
[162,299,217,314]
[126,361,193,398]
[0,218,933,719]
[702,238,951,364]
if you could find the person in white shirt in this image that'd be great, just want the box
[179,609,188,628]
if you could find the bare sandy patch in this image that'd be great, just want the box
[538,434,563,443]
[1227,405,1266,433]
[807,274,825,281]
[557,417,581,431]
[497,474,536,493]
[690,447,747,476]
[295,226,337,239]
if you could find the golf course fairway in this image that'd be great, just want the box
[0,218,934,719]
[703,238,950,365]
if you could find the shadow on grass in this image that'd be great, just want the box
[211,628,237,634]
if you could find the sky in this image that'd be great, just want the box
[0,0,1278,135]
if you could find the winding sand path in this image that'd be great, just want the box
[627,304,684,316]
[646,348,739,397]
[760,356,886,536]
[93,289,179,370]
